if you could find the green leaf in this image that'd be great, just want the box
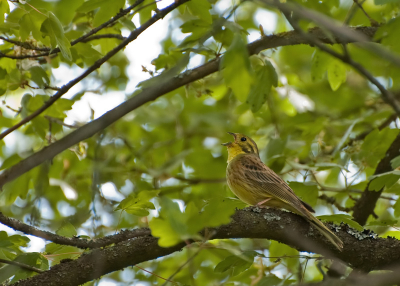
[369,173,400,191]
[0,154,21,170]
[34,161,50,195]
[186,0,212,24]
[180,19,210,34]
[44,243,81,264]
[41,12,72,61]
[269,241,298,269]
[76,0,107,12]
[257,275,287,286]
[190,198,245,231]
[214,251,257,276]
[149,197,188,247]
[0,0,9,23]
[360,127,399,168]
[119,17,136,30]
[394,199,400,217]
[332,118,360,155]
[311,49,331,82]
[138,0,157,25]
[317,214,363,231]
[115,190,159,217]
[374,17,400,53]
[0,253,48,283]
[29,66,50,88]
[327,59,346,91]
[0,172,31,206]
[288,181,319,207]
[221,34,253,102]
[374,0,400,4]
[391,155,400,169]
[246,59,278,112]
[19,11,46,41]
[56,222,77,238]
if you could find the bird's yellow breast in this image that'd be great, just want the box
[226,145,247,163]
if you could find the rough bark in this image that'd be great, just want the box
[13,207,400,286]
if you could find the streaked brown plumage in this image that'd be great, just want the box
[222,132,343,251]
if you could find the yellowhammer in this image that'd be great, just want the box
[222,132,343,251]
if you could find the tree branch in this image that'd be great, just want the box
[0,212,151,248]
[0,0,189,141]
[0,26,379,188]
[11,207,400,286]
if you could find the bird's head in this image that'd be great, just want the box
[222,132,259,163]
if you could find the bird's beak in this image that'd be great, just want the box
[227,132,236,138]
[221,132,236,146]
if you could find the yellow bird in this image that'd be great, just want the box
[222,132,343,251]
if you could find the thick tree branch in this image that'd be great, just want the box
[352,134,400,225]
[0,26,379,188]
[0,0,189,141]
[11,207,400,286]
[0,212,151,249]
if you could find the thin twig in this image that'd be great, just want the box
[0,258,45,273]
[319,194,352,212]
[353,0,379,27]
[81,34,126,43]
[319,187,395,201]
[24,83,61,91]
[44,116,80,129]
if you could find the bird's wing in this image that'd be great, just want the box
[238,155,311,212]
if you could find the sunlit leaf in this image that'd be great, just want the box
[318,214,363,231]
[327,59,346,91]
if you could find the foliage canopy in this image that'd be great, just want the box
[0,0,400,285]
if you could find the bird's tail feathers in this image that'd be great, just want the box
[308,215,343,251]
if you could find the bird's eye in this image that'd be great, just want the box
[241,137,247,142]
